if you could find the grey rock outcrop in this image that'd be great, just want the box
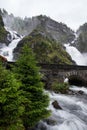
[52,100,62,109]
[74,23,87,53]
[0,11,10,44]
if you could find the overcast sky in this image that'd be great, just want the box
[0,0,87,31]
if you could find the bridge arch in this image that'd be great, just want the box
[67,74,87,86]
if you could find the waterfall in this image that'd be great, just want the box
[64,32,87,66]
[0,27,22,61]
[64,44,87,65]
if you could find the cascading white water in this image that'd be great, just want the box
[64,43,87,65]
[0,27,22,61]
[64,32,87,65]
[70,86,87,95]
[36,87,87,130]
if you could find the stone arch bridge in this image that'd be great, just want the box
[7,62,87,87]
[38,63,87,88]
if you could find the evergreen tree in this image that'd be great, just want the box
[14,45,50,129]
[0,61,24,130]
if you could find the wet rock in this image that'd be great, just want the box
[52,100,62,109]
[35,121,47,130]
[44,118,57,126]
[78,90,84,95]
[68,89,84,96]
[0,55,7,62]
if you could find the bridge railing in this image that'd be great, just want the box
[6,62,87,71]
[38,63,87,70]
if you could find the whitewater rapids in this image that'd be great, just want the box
[36,86,87,130]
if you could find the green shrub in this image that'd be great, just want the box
[52,81,69,94]
[13,45,50,129]
[0,61,24,130]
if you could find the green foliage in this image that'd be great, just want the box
[0,62,24,130]
[16,30,73,64]
[52,81,69,94]
[14,45,50,128]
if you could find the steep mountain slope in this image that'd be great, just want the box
[1,9,39,36]
[2,8,87,64]
[13,29,74,64]
[0,9,75,64]
[74,23,87,53]
[0,14,9,44]
[2,8,87,55]
[1,9,75,44]
[33,15,75,44]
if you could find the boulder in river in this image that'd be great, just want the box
[52,100,62,109]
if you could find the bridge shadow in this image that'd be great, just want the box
[68,75,87,87]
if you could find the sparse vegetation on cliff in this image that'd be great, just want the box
[14,29,73,64]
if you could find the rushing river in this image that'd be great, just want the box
[36,86,87,130]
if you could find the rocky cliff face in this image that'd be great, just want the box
[13,29,74,64]
[0,12,9,45]
[74,23,87,53]
[1,9,75,44]
[35,15,75,44]
[0,9,76,64]
[1,9,87,54]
